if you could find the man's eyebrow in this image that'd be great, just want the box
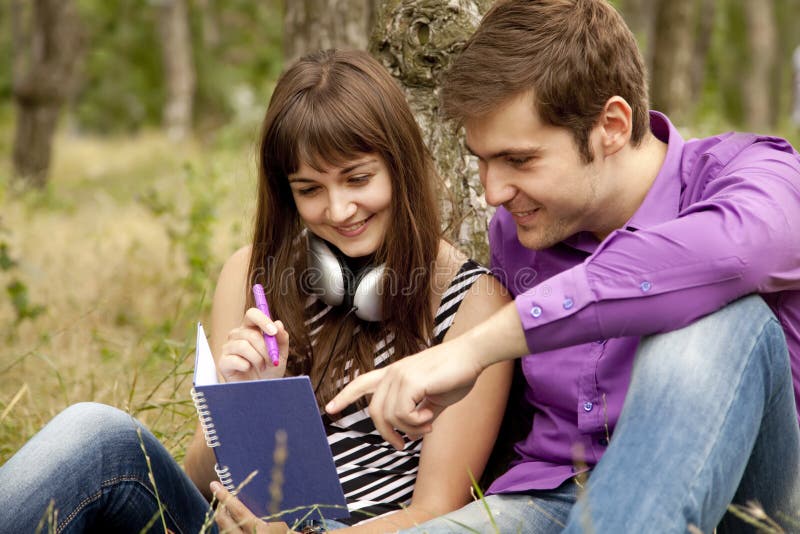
[464,143,542,160]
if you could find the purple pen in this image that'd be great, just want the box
[252,283,280,367]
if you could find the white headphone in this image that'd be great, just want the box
[306,233,385,322]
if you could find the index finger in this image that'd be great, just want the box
[325,368,385,414]
[244,307,277,336]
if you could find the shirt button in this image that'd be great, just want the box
[583,402,593,412]
[595,339,605,345]
[599,437,609,446]
[640,281,652,292]
[562,298,574,310]
[530,305,542,318]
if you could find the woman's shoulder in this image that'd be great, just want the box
[432,240,469,295]
[220,245,252,279]
[213,245,252,307]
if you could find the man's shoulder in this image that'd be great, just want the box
[686,131,798,171]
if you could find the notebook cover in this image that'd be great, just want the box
[193,324,349,524]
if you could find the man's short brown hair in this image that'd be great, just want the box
[442,0,649,163]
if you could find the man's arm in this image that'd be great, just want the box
[513,148,800,354]
[329,141,800,445]
[326,301,527,445]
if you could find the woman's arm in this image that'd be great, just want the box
[338,272,514,533]
[184,245,262,498]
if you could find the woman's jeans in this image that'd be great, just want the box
[403,295,800,533]
[0,402,214,533]
[0,406,350,533]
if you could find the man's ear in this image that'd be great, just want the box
[597,96,632,157]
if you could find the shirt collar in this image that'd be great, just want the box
[624,111,684,231]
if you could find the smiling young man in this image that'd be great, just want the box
[326,0,800,532]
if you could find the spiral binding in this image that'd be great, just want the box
[190,388,220,448]
[215,464,236,492]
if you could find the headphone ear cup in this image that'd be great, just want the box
[306,234,347,307]
[353,264,384,322]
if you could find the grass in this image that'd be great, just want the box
[0,125,258,463]
[3,117,800,532]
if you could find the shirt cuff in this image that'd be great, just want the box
[514,264,600,353]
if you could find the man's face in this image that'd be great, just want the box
[465,92,603,250]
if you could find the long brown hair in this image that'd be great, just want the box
[247,49,441,407]
[442,0,649,164]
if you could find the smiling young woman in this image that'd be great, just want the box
[0,49,514,534]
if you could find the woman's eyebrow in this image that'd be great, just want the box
[339,159,377,174]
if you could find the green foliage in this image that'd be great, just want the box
[74,0,166,133]
[71,0,283,134]
[190,0,285,133]
[137,160,224,300]
[0,224,46,328]
[0,3,12,102]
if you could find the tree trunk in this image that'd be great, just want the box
[743,0,777,131]
[793,46,800,127]
[690,0,716,102]
[369,0,493,262]
[618,0,656,74]
[649,0,695,124]
[11,0,83,189]
[157,0,196,141]
[196,0,220,50]
[284,0,380,65]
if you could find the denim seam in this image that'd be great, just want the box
[57,475,139,534]
[679,317,777,529]
[57,475,188,534]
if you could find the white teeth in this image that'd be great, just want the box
[339,219,367,231]
[514,210,537,217]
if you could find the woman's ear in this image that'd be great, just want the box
[597,96,633,157]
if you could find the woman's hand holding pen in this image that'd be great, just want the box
[218,307,289,382]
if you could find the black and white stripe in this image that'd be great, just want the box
[305,260,489,524]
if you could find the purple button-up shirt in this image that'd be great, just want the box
[487,111,800,494]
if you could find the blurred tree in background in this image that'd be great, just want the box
[156,0,195,140]
[2,0,800,196]
[10,0,83,189]
[284,0,380,64]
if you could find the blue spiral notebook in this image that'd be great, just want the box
[191,323,349,524]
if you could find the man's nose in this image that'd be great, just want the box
[481,162,516,207]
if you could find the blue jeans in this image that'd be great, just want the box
[0,403,350,533]
[404,295,800,533]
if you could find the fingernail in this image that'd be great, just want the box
[210,481,221,493]
[265,325,277,335]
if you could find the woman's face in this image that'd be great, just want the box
[288,153,392,258]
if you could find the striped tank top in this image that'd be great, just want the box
[304,259,490,524]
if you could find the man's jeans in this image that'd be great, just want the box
[0,405,350,533]
[404,295,800,533]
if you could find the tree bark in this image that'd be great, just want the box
[156,0,196,141]
[743,0,777,131]
[369,0,493,262]
[284,0,380,65]
[649,0,695,124]
[11,0,83,189]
